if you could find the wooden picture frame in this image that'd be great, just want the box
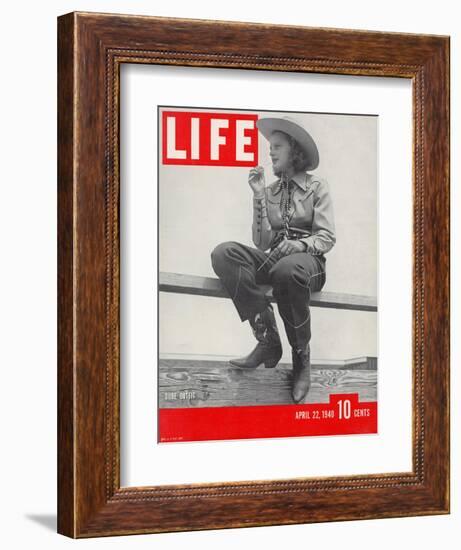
[57,11,450,537]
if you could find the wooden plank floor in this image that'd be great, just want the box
[159,358,377,408]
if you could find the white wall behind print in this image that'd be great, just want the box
[1,1,457,549]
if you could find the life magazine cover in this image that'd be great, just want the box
[158,106,377,443]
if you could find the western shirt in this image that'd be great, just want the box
[252,171,336,255]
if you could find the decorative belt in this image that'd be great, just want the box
[271,226,311,250]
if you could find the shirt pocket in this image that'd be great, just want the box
[292,187,314,221]
[266,189,282,205]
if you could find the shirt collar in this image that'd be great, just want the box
[272,172,308,195]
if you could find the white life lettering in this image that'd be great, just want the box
[166,116,186,159]
[190,117,200,160]
[235,119,255,162]
[210,119,229,160]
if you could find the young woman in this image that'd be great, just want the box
[211,116,336,403]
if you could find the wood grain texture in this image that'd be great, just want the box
[57,13,75,538]
[159,272,378,311]
[158,358,377,407]
[57,11,450,538]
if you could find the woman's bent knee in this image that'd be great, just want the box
[210,241,239,270]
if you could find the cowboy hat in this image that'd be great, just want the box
[256,116,319,171]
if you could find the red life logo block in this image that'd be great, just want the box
[162,110,259,167]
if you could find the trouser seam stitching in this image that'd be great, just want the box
[279,309,311,329]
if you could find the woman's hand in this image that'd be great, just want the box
[276,239,307,257]
[248,166,265,197]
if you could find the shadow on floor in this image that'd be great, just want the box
[25,514,57,532]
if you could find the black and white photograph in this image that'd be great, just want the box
[158,106,378,442]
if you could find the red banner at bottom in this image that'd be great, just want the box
[159,393,377,443]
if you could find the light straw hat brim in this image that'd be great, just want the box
[256,116,319,171]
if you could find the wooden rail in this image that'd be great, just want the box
[159,272,377,312]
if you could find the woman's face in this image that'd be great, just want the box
[269,131,293,175]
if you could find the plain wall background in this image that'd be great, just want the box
[0,0,456,548]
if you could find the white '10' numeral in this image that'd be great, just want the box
[337,399,351,420]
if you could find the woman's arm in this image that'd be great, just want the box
[252,190,275,251]
[300,178,336,255]
[248,167,275,251]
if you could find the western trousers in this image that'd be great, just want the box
[210,241,327,350]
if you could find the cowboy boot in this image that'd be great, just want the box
[229,304,283,369]
[291,343,311,403]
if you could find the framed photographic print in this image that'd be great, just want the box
[57,12,450,537]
